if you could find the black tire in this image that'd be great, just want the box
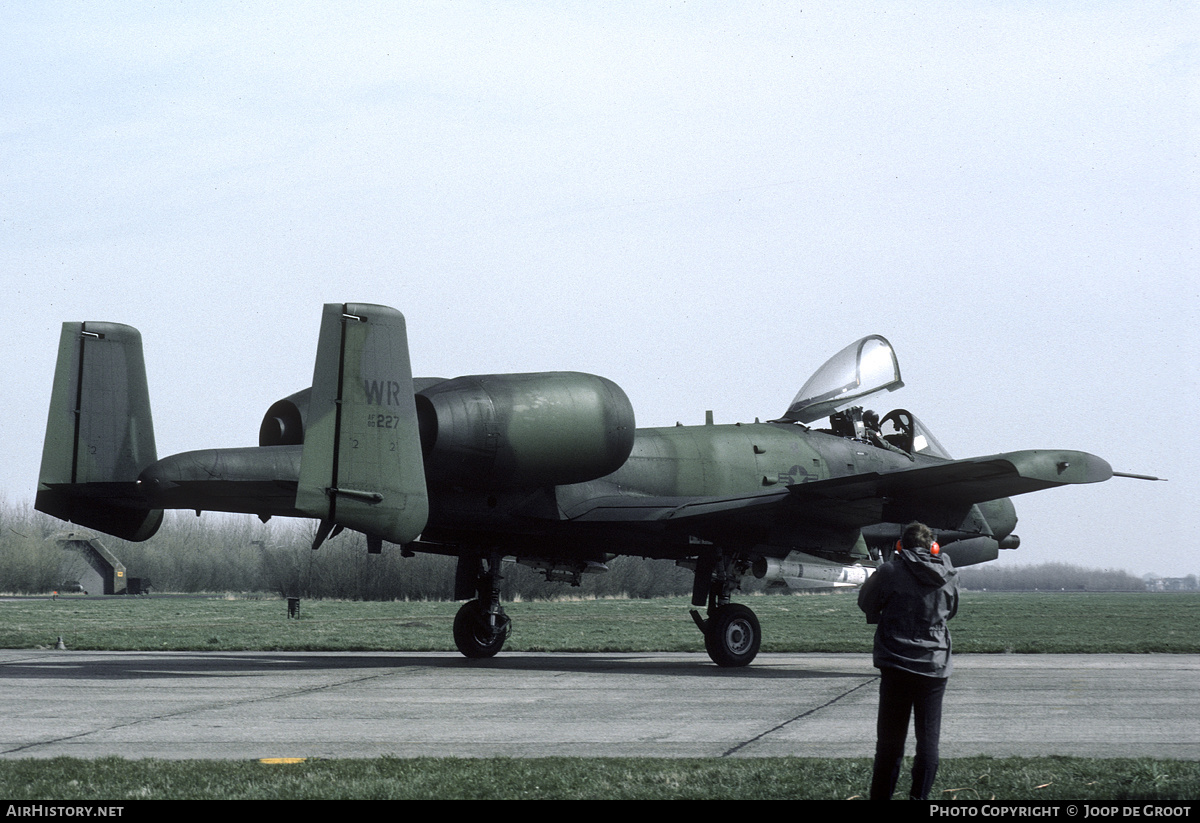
[704,603,761,667]
[453,600,509,659]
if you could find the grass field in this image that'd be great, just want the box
[1,591,1197,654]
[1,756,1198,800]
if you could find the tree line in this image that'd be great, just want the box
[0,499,694,600]
[955,561,1147,592]
[0,498,1164,598]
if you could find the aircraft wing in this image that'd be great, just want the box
[785,448,1112,529]
[563,449,1112,532]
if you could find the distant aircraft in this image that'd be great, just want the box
[36,304,1152,666]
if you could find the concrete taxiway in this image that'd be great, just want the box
[1,651,1196,760]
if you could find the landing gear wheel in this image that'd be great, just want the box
[453,599,509,659]
[704,603,761,667]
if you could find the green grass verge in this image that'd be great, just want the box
[1,592,1197,654]
[0,756,1197,800]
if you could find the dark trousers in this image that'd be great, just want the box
[870,667,948,800]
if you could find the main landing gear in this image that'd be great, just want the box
[448,548,763,667]
[691,552,761,667]
[453,599,510,658]
[452,553,510,659]
[703,603,761,667]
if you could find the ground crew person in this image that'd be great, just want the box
[858,521,959,800]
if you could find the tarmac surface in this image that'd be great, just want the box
[1,650,1196,760]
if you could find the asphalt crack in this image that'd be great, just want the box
[720,675,878,757]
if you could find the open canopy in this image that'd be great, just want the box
[781,334,903,424]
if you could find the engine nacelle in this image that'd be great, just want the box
[417,372,635,489]
[257,372,635,490]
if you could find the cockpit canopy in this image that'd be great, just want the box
[781,334,952,459]
[782,335,903,424]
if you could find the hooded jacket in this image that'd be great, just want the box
[858,547,959,678]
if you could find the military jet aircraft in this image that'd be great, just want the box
[36,303,1137,666]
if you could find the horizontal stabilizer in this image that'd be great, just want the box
[137,445,304,516]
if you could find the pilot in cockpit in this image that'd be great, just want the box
[863,409,884,443]
[865,409,911,457]
[830,407,913,456]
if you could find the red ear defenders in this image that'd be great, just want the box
[896,540,940,555]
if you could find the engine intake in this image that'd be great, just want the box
[259,389,311,446]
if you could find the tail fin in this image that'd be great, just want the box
[36,322,163,541]
[296,304,429,545]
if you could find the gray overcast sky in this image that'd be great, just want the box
[2,3,1195,575]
